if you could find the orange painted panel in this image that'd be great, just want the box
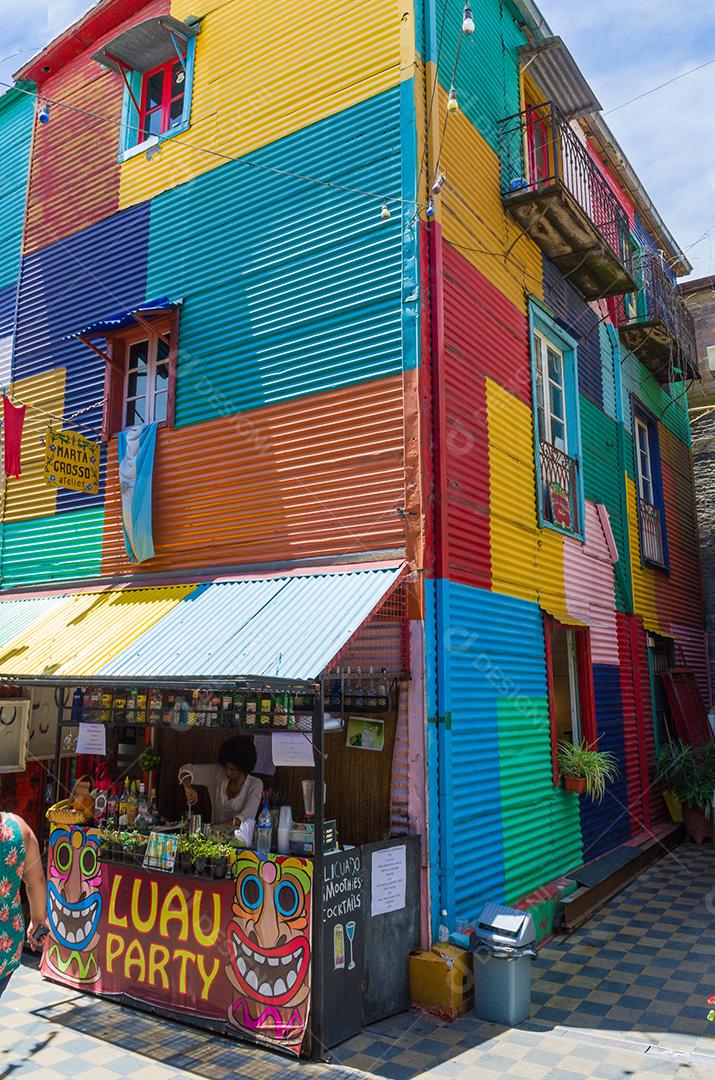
[24,0,169,255]
[102,375,408,575]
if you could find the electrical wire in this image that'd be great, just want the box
[605,55,715,117]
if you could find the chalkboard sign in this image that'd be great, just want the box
[321,848,364,1048]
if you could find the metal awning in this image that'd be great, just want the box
[92,16,200,75]
[0,564,406,685]
[64,298,182,340]
[519,37,601,118]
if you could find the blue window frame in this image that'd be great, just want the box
[529,301,584,538]
[118,35,196,160]
[632,398,669,570]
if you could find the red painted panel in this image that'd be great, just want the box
[616,613,653,832]
[24,0,169,255]
[662,670,711,746]
[656,455,704,630]
[585,138,635,230]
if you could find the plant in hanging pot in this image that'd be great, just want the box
[654,740,715,844]
[558,741,619,801]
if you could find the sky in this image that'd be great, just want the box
[0,0,714,280]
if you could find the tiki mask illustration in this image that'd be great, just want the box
[226,851,312,1052]
[44,826,102,985]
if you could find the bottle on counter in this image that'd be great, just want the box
[126,781,138,826]
[437,910,450,944]
[118,779,129,824]
[256,803,273,854]
[107,787,119,827]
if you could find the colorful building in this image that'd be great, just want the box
[0,0,705,948]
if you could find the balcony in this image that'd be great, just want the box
[639,500,665,566]
[612,252,698,382]
[498,102,636,301]
[540,440,580,534]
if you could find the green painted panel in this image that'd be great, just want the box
[497,697,582,902]
[429,0,525,154]
[0,508,104,589]
[0,89,34,293]
[579,396,630,611]
[599,323,618,421]
[147,89,405,428]
[621,351,691,447]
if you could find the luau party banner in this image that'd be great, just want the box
[44,429,100,494]
[42,828,313,1056]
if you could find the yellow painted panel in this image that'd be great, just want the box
[119,0,404,208]
[3,369,66,523]
[0,585,194,677]
[626,476,659,632]
[436,84,543,310]
[486,380,565,615]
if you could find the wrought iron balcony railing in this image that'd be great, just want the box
[639,500,665,566]
[612,252,698,381]
[498,101,635,299]
[540,440,580,534]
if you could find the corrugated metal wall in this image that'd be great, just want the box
[542,259,603,410]
[579,664,631,858]
[0,89,34,291]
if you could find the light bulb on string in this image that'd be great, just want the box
[37,100,50,125]
[462,2,475,34]
[432,172,446,194]
[426,198,436,219]
[380,203,391,221]
[447,87,459,113]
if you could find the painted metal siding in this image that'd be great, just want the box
[23,0,169,254]
[0,594,67,648]
[0,284,16,386]
[579,397,629,611]
[0,89,34,292]
[621,352,690,446]
[119,0,403,209]
[147,89,405,427]
[563,502,618,665]
[100,374,407,576]
[542,258,602,410]
[0,508,105,588]
[579,663,631,859]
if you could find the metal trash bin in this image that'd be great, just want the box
[470,903,537,1026]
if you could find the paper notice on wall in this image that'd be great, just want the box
[76,722,107,757]
[371,844,406,916]
[271,731,314,767]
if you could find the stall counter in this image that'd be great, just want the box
[41,825,314,1056]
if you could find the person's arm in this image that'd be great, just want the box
[18,818,47,948]
[241,777,263,825]
[178,763,219,809]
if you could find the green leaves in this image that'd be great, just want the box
[557,740,620,803]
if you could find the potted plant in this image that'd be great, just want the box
[192,835,211,878]
[558,741,619,801]
[176,833,194,875]
[210,840,232,880]
[655,741,715,844]
[121,831,147,865]
[99,828,120,862]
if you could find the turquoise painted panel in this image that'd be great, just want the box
[599,322,618,421]
[621,351,691,447]
[0,508,104,588]
[148,89,405,428]
[0,88,34,292]
[428,0,525,153]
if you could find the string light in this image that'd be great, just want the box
[426,198,436,219]
[462,3,475,35]
[37,100,50,124]
[432,173,446,195]
[380,203,391,221]
[447,87,459,113]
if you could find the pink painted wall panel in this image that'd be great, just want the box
[563,500,618,663]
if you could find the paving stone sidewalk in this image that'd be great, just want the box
[2,842,714,1079]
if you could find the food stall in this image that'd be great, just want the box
[36,671,420,1059]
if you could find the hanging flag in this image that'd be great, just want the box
[3,395,26,478]
[44,428,100,494]
[117,423,158,564]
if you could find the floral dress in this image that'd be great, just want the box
[0,814,25,981]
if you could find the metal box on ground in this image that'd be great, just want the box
[470,903,537,1027]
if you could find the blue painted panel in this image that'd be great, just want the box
[633,210,676,285]
[13,203,150,513]
[147,89,405,428]
[579,664,631,859]
[542,257,603,409]
[0,283,16,386]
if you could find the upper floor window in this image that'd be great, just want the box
[92,16,199,159]
[99,311,178,440]
[632,403,668,570]
[530,302,584,538]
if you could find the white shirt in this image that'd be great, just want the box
[179,764,263,825]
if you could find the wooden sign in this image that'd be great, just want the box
[44,429,100,494]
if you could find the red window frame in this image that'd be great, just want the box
[544,615,597,785]
[101,313,178,441]
[139,57,186,139]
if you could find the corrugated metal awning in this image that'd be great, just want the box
[520,37,601,118]
[100,565,406,682]
[0,564,405,684]
[92,16,199,75]
[64,298,182,340]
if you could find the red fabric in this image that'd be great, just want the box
[3,397,26,478]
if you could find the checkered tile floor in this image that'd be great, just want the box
[3,843,714,1078]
